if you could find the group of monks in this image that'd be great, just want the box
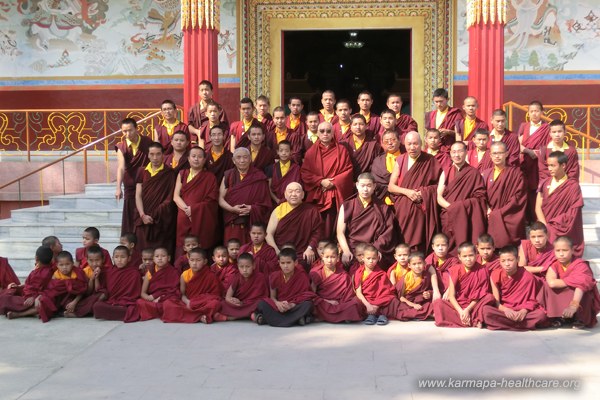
[0,81,597,329]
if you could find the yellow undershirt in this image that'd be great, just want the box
[320,109,334,123]
[161,119,181,136]
[182,268,195,283]
[435,108,448,129]
[403,270,423,294]
[279,160,291,177]
[275,201,295,220]
[53,270,78,280]
[289,115,300,130]
[145,162,164,177]
[275,127,287,144]
[211,148,224,162]
[187,169,199,183]
[493,166,503,181]
[464,117,476,140]
[548,175,567,195]
[126,135,141,156]
[548,141,569,152]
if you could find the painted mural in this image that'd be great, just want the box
[456,0,600,72]
[218,0,236,75]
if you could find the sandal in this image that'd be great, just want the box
[376,315,389,326]
[363,314,377,325]
[572,321,585,330]
[551,319,563,328]
[252,312,265,325]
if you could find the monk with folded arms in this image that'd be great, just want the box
[70,245,107,317]
[255,248,315,327]
[396,252,433,321]
[483,245,550,331]
[543,236,600,329]
[310,243,363,323]
[433,242,495,328]
[518,221,555,278]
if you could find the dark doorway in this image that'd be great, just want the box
[283,29,412,115]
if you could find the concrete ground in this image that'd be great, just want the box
[1,318,598,400]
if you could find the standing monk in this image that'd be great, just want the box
[455,96,488,142]
[489,109,520,167]
[153,100,188,154]
[319,90,338,125]
[357,91,381,138]
[285,96,307,139]
[466,129,493,172]
[230,97,261,150]
[332,99,353,141]
[187,80,228,146]
[424,88,462,148]
[386,93,418,139]
[538,119,579,185]
[388,131,442,252]
[115,118,152,236]
[205,125,234,184]
[340,114,382,177]
[255,95,275,141]
[301,121,354,238]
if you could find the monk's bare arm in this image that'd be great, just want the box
[387,162,415,198]
[355,284,377,313]
[153,128,159,142]
[437,171,451,209]
[446,279,462,313]
[336,206,353,264]
[180,275,190,305]
[535,192,546,225]
[265,211,280,253]
[545,267,567,289]
[267,178,280,204]
[517,245,526,267]
[115,150,125,200]
[135,183,152,224]
[173,174,188,211]
[490,278,501,304]
[429,266,442,300]
[140,276,153,301]
[563,288,584,319]
[218,179,241,214]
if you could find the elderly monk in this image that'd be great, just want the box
[388,131,442,252]
[482,141,527,248]
[371,129,403,204]
[437,141,487,254]
[219,147,272,244]
[301,121,354,238]
[337,172,397,268]
[266,182,322,269]
[115,118,152,235]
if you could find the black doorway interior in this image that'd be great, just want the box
[283,29,412,115]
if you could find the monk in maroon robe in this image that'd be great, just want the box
[0,257,20,291]
[466,129,493,172]
[536,152,584,257]
[489,109,520,167]
[484,246,549,331]
[518,222,556,278]
[438,142,487,253]
[173,146,219,253]
[424,128,451,170]
[230,98,260,149]
[301,121,355,238]
[357,91,381,138]
[187,81,228,146]
[271,106,305,165]
[163,131,190,173]
[386,94,418,138]
[332,100,353,142]
[340,114,382,177]
[433,243,495,327]
[70,245,109,318]
[115,118,152,235]
[239,223,280,276]
[425,233,460,296]
[371,130,402,203]
[205,125,234,184]
[543,237,600,328]
[483,141,527,248]
[255,95,275,144]
[454,96,488,142]
[134,143,177,256]
[389,132,442,252]
[396,252,433,321]
[154,100,189,154]
[475,234,501,273]
[247,125,276,173]
[211,246,239,291]
[318,90,339,126]
[268,140,302,203]
[310,245,363,323]
[537,120,579,185]
[219,148,273,243]
[424,88,462,148]
[285,97,307,140]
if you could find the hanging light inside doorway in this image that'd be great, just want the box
[344,31,364,49]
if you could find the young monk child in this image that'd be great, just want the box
[93,246,142,321]
[227,238,241,266]
[483,245,550,331]
[120,232,142,271]
[218,253,269,321]
[41,235,63,265]
[0,257,20,292]
[396,252,433,321]
[476,233,499,272]
[76,227,111,269]
[518,221,555,277]
[268,140,302,204]
[387,243,410,286]
[255,248,314,327]
[309,239,331,271]
[210,246,238,290]
[347,242,367,277]
[174,235,199,273]
[36,251,87,322]
[162,248,222,324]
[140,248,155,276]
[433,242,495,328]
[424,128,451,169]
[0,246,54,319]
[543,236,600,328]
[354,244,399,326]
[133,247,180,321]
[310,243,363,323]
[467,129,493,172]
[426,233,459,299]
[239,222,279,276]
[69,245,106,317]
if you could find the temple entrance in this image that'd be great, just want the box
[282,29,412,115]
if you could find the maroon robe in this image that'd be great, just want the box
[340,135,383,177]
[269,161,302,202]
[220,271,269,318]
[425,107,463,147]
[187,103,229,140]
[484,267,549,331]
[164,150,190,173]
[538,144,580,187]
[396,272,433,321]
[310,262,363,322]
[76,246,112,270]
[129,249,142,271]
[239,243,279,276]
[353,265,399,318]
[0,257,20,289]
[273,202,322,262]
[174,254,190,274]
[285,114,307,139]
[332,122,351,142]
[440,164,487,253]
[433,262,495,327]
[362,113,381,139]
[210,263,238,292]
[393,152,442,252]
[543,258,600,327]
[133,264,181,321]
[520,240,555,276]
[0,263,53,315]
[489,129,520,167]
[263,269,314,311]
[93,263,142,321]
[477,254,501,273]
[162,267,222,323]
[539,177,584,256]
[230,118,260,149]
[467,147,493,172]
[249,145,276,174]
[482,166,527,247]
[370,153,395,202]
[319,111,339,125]
[37,269,88,322]
[196,124,231,149]
[259,114,276,146]
[134,165,177,255]
[455,117,489,142]
[115,135,153,235]
[205,148,234,184]
[176,169,219,252]
[396,114,418,138]
[270,128,305,165]
[518,122,551,217]
[155,122,189,154]
[425,253,460,293]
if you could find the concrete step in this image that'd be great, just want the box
[10,207,122,224]
[583,242,600,260]
[581,183,600,198]
[0,221,121,239]
[0,238,120,256]
[588,258,600,278]
[84,183,116,196]
[48,194,120,210]
[583,198,600,209]
[583,225,600,241]
[583,210,600,225]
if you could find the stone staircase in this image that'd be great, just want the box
[0,184,121,280]
[582,183,600,281]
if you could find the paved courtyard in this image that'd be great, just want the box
[1,318,598,400]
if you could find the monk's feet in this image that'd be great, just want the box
[252,312,265,325]
[551,319,563,328]
[6,311,15,320]
[63,312,76,318]
[475,321,483,329]
[213,313,228,322]
[363,314,377,325]
[376,315,389,326]
[572,321,585,330]
[199,315,208,324]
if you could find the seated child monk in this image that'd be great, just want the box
[239,222,279,276]
[162,248,222,324]
[93,246,142,321]
[396,252,433,321]
[0,246,54,319]
[211,246,238,290]
[433,242,495,328]
[174,235,199,273]
[483,245,550,331]
[309,239,332,271]
[310,243,363,323]
[518,221,555,278]
[41,235,63,266]
[354,244,399,326]
[69,245,106,317]
[132,247,181,321]
[543,236,600,328]
[425,233,459,300]
[140,248,155,276]
[227,238,241,266]
[0,257,20,292]
[37,251,87,322]
[476,233,500,272]
[255,248,315,327]
[120,232,142,272]
[218,253,269,321]
[347,242,367,277]
[76,227,111,269]
[387,243,410,287]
